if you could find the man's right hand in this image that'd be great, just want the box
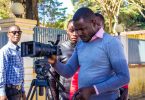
[48,55,57,65]
[0,96,7,100]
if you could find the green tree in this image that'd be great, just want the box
[0,0,11,19]
[128,0,145,18]
[0,0,67,28]
[71,0,145,33]
[11,0,39,25]
[39,0,67,29]
[71,0,123,33]
[119,0,145,30]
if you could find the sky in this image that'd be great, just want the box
[58,0,74,14]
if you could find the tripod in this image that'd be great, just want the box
[26,78,52,100]
[26,67,66,100]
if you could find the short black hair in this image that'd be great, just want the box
[73,7,96,21]
[95,13,105,25]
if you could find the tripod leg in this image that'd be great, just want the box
[48,84,55,100]
[27,80,35,100]
[30,86,37,100]
[36,87,38,100]
[45,87,49,100]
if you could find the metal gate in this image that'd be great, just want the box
[33,26,68,44]
[0,32,8,49]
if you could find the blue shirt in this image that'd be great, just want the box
[0,41,24,96]
[54,33,130,100]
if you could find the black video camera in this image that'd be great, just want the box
[21,40,61,57]
[21,35,62,79]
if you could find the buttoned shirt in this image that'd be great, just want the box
[0,41,24,96]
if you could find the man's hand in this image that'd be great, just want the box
[48,55,57,65]
[0,96,7,100]
[74,86,96,100]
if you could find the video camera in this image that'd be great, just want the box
[21,35,62,79]
[21,36,61,57]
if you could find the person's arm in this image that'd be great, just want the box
[0,50,7,96]
[52,48,79,78]
[95,37,130,94]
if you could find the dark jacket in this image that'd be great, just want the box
[50,40,76,100]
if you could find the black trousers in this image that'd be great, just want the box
[6,87,23,100]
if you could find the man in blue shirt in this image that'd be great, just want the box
[0,25,25,100]
[48,7,130,100]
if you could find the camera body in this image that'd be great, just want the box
[21,41,61,57]
[21,36,61,79]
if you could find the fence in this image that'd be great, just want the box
[33,26,68,44]
[1,28,145,65]
[0,32,8,49]
[128,39,145,64]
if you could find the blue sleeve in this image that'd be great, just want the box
[54,48,79,78]
[95,37,130,94]
[0,49,7,96]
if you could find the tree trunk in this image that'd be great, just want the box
[32,0,39,26]
[26,0,33,19]
[26,0,39,25]
[109,18,113,34]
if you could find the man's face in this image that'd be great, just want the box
[7,26,22,44]
[73,18,100,42]
[67,22,78,44]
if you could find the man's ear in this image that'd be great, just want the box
[92,19,102,29]
[91,19,97,26]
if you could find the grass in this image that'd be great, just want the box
[129,65,145,98]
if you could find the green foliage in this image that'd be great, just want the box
[0,10,10,19]
[70,0,145,32]
[119,5,139,26]
[39,0,67,29]
[119,4,145,30]
[72,0,99,12]
[0,0,11,19]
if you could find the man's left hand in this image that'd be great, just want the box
[74,86,96,100]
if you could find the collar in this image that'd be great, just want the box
[7,41,20,51]
[90,27,104,42]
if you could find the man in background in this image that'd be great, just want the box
[0,25,26,100]
[49,19,79,100]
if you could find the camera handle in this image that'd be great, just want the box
[48,34,61,45]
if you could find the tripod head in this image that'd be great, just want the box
[34,59,50,80]
[34,58,66,93]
